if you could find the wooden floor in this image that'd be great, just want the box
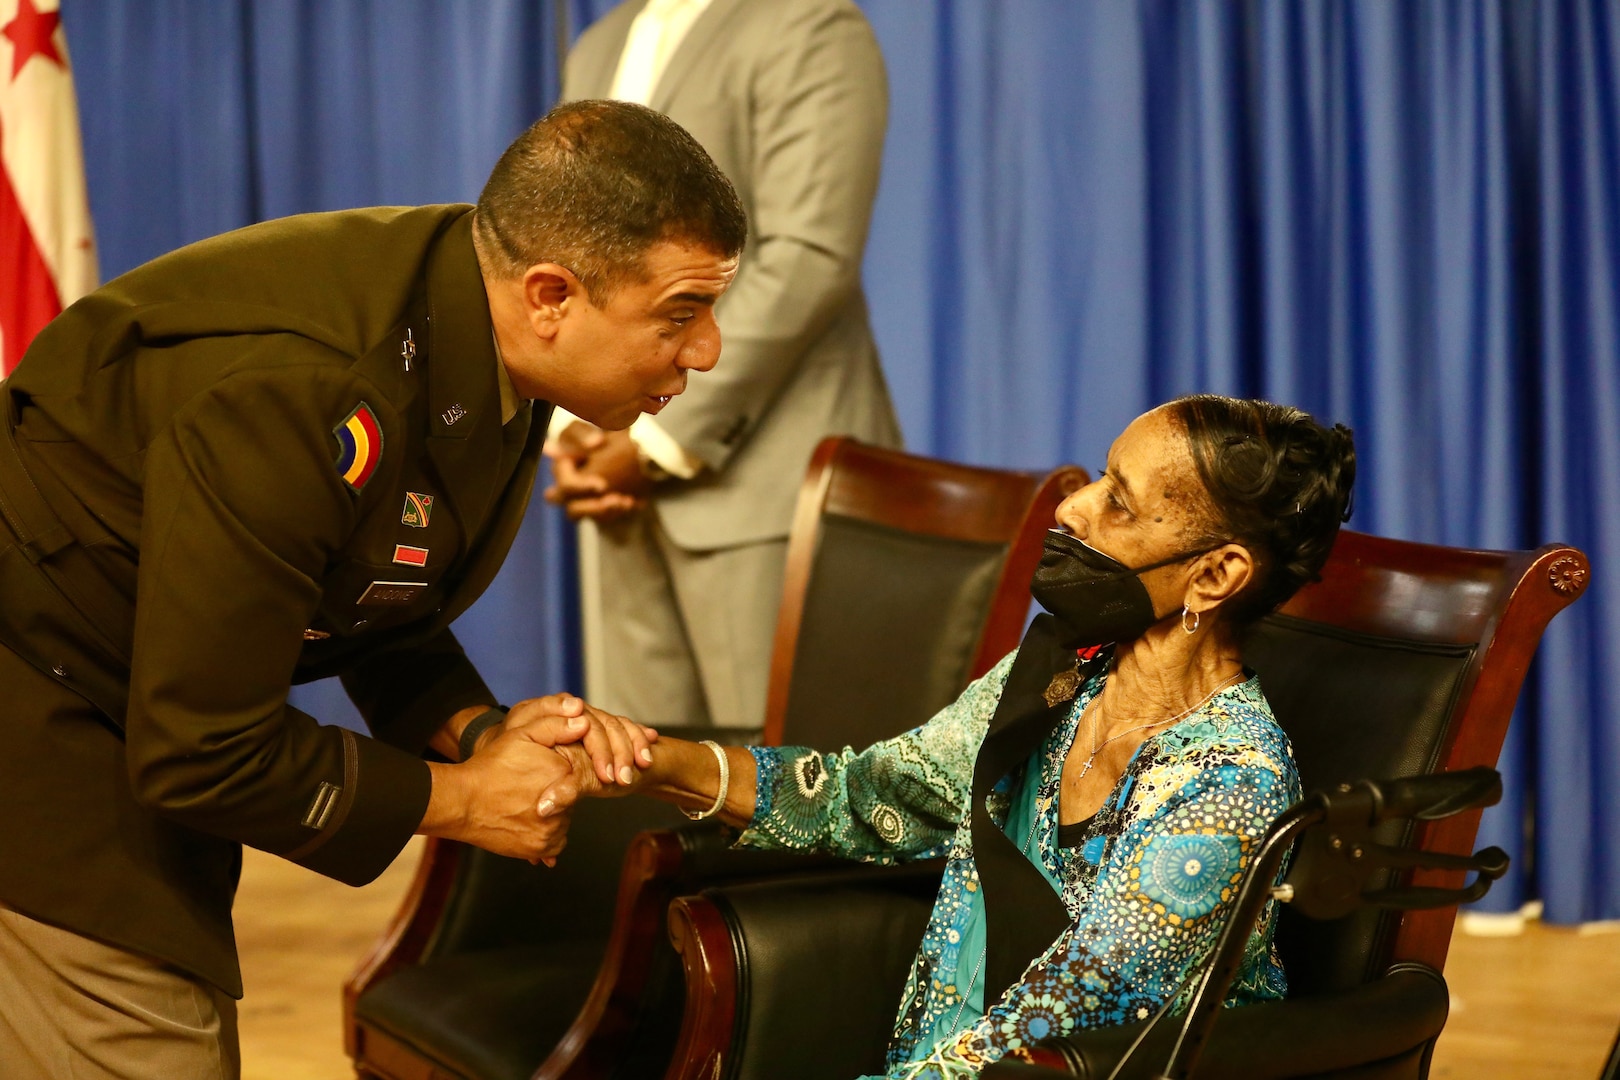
[237,841,1620,1080]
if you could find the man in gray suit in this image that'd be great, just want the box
[547,0,902,731]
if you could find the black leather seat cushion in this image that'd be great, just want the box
[356,940,604,1080]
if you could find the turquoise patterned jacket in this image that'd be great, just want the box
[739,649,1300,1078]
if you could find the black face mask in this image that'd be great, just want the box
[1030,529,1225,649]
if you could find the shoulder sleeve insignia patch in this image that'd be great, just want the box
[333,402,384,492]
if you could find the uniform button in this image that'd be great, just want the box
[51,664,68,678]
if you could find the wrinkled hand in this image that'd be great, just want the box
[517,702,660,817]
[536,739,647,817]
[499,693,658,794]
[543,421,649,522]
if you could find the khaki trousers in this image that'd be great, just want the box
[0,903,240,1080]
[585,511,787,731]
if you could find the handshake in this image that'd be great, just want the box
[420,693,661,866]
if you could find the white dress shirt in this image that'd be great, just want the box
[547,0,716,480]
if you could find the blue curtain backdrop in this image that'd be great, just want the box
[56,1,1619,922]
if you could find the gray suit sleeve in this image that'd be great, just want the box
[656,1,888,471]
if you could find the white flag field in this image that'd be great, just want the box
[1,0,95,375]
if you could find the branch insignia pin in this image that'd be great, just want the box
[1043,660,1081,708]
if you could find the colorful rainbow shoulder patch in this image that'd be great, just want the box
[333,402,383,492]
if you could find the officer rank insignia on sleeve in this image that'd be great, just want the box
[401,491,433,527]
[333,402,383,492]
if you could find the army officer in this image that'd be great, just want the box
[0,99,745,1078]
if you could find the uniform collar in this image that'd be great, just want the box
[493,337,521,426]
[421,211,505,538]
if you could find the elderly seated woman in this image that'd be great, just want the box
[552,394,1356,1078]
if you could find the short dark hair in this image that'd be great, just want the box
[474,99,748,299]
[1168,394,1357,623]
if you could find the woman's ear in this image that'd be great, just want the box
[1186,544,1255,617]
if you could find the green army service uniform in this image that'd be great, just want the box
[0,204,544,999]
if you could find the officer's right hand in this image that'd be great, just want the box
[419,727,578,864]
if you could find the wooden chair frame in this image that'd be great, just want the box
[763,436,1086,744]
[1270,532,1589,971]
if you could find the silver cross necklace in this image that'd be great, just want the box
[1072,671,1245,781]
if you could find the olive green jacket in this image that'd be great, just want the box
[0,204,544,996]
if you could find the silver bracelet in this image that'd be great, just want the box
[683,740,729,820]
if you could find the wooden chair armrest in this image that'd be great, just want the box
[664,861,944,1080]
[535,827,889,1080]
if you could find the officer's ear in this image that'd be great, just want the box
[521,263,586,340]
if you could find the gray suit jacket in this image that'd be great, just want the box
[565,0,902,551]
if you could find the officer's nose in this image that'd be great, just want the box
[679,312,722,373]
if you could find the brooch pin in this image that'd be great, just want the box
[1043,661,1081,708]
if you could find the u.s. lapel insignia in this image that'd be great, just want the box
[401,491,434,528]
[401,328,415,372]
[1043,661,1081,708]
[333,402,383,492]
[441,403,467,426]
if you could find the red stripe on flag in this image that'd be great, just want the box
[0,127,63,376]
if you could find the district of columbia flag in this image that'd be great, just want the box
[1,0,96,375]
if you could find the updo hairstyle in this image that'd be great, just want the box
[1167,395,1357,624]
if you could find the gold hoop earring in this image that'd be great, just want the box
[1182,604,1200,635]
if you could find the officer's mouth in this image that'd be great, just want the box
[643,382,686,412]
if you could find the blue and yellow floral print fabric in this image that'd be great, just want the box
[738,649,1300,1079]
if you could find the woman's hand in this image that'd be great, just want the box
[430,694,657,866]
[473,692,658,789]
[538,734,760,831]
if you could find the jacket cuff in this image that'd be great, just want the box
[629,415,704,479]
[289,731,431,886]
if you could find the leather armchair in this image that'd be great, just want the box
[658,531,1589,1080]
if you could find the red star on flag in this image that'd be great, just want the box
[3,0,64,82]
[0,0,96,374]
